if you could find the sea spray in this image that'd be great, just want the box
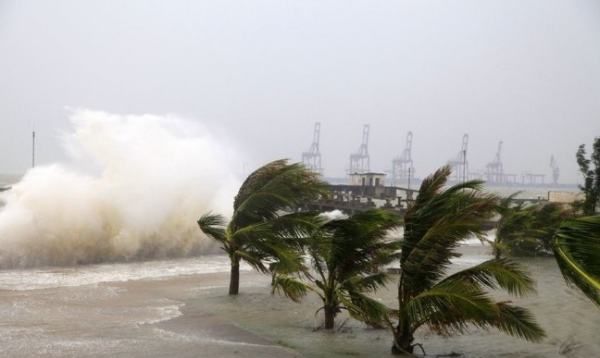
[0,110,240,268]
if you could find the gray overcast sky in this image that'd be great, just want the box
[1,0,599,183]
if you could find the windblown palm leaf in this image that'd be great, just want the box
[553,215,600,306]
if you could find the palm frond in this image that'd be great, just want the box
[553,216,600,306]
[325,209,402,279]
[406,279,545,342]
[271,275,311,302]
[233,159,289,211]
[490,302,546,342]
[401,190,498,294]
[235,249,269,273]
[231,160,326,229]
[405,279,497,335]
[438,258,536,297]
[338,290,391,327]
[342,272,390,292]
[400,166,499,294]
[497,191,523,214]
[197,212,227,244]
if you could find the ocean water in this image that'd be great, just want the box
[0,243,597,357]
[197,244,599,358]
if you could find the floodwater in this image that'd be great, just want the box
[0,243,598,357]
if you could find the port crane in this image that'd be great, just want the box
[448,134,469,182]
[349,125,370,173]
[485,141,504,184]
[391,131,414,186]
[301,122,322,174]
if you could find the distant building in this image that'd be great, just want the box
[348,172,386,187]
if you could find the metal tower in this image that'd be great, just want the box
[550,155,560,185]
[301,122,322,174]
[448,134,469,182]
[485,141,504,184]
[391,131,414,186]
[349,124,370,173]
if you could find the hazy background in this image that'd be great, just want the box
[1,0,599,183]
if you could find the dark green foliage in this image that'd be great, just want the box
[389,166,545,355]
[553,216,600,306]
[197,159,327,295]
[576,138,600,215]
[495,198,573,258]
[272,209,402,329]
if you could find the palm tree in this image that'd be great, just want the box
[272,209,402,329]
[494,192,533,258]
[197,159,326,295]
[553,215,600,306]
[390,166,545,355]
[495,198,572,258]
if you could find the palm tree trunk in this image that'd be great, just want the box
[229,257,240,295]
[324,305,336,329]
[392,316,414,356]
[391,330,414,355]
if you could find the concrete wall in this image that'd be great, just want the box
[547,191,584,204]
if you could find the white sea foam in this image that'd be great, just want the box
[0,110,240,268]
[138,300,184,325]
[0,255,251,291]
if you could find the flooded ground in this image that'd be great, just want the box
[0,244,598,357]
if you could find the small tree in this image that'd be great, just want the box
[197,159,326,295]
[576,138,600,215]
[272,209,402,329]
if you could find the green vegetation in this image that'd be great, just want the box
[197,161,552,355]
[575,137,600,215]
[197,159,326,295]
[272,209,402,329]
[553,216,600,306]
[495,196,572,258]
[389,166,545,354]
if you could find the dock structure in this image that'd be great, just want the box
[306,183,417,215]
[521,173,546,186]
[304,170,551,231]
[306,172,417,215]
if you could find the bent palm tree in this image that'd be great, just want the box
[494,192,533,258]
[391,166,545,355]
[553,215,600,306]
[272,209,402,329]
[197,159,326,295]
